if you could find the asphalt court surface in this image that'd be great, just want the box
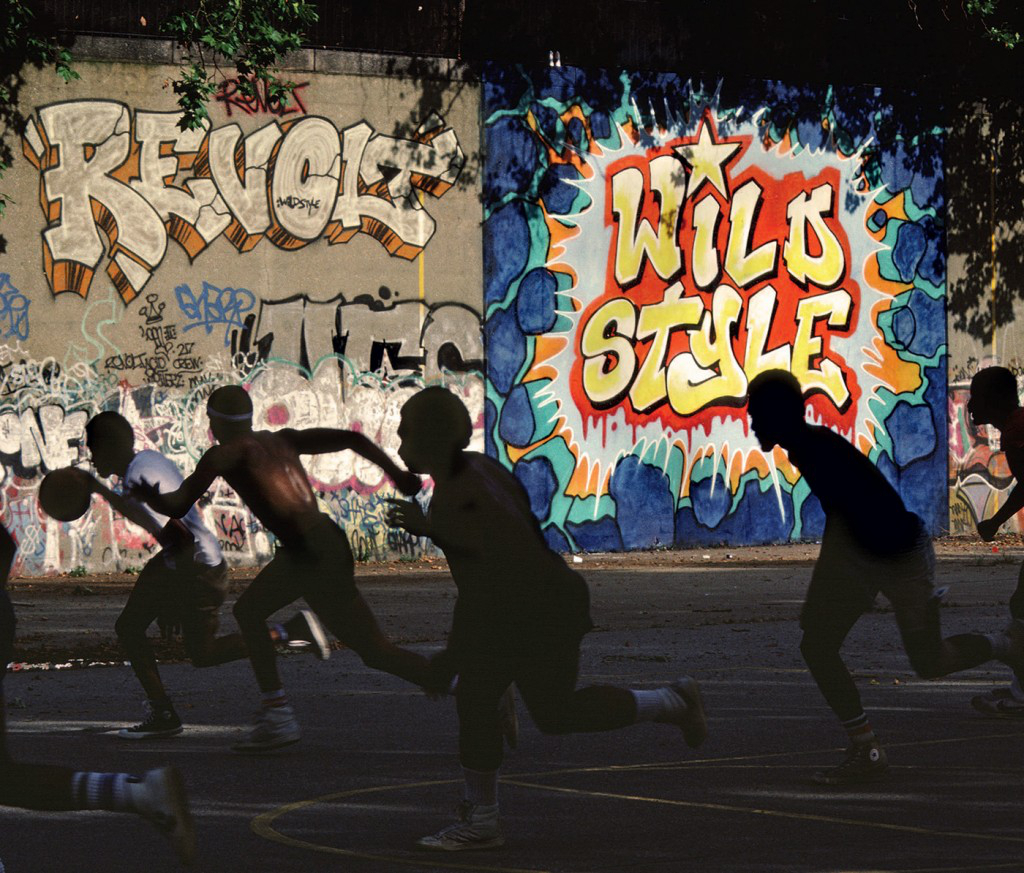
[3,552,1024,872]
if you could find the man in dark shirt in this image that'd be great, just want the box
[965,365,1024,716]
[747,369,1024,784]
[388,387,707,851]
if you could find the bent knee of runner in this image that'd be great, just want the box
[114,614,148,649]
[231,596,266,630]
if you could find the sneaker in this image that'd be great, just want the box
[281,610,331,660]
[656,677,708,749]
[415,801,504,852]
[814,742,888,785]
[971,687,1024,718]
[232,704,301,754]
[138,766,196,866]
[498,684,519,750]
[118,701,184,740]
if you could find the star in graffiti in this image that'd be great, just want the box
[673,118,743,199]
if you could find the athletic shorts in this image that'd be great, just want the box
[801,514,935,635]
[138,552,228,614]
[262,513,357,604]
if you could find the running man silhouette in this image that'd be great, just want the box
[747,369,1024,784]
[0,521,196,865]
[75,411,327,740]
[964,365,1024,716]
[144,385,435,753]
[387,387,706,851]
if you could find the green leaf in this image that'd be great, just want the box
[159,0,318,129]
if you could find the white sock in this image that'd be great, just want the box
[632,687,684,723]
[71,772,139,812]
[462,767,498,807]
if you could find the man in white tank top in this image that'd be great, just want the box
[76,412,328,740]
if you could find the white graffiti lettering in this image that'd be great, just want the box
[0,405,87,477]
[23,104,465,300]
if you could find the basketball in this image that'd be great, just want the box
[38,467,93,522]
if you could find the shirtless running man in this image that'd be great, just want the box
[145,385,434,752]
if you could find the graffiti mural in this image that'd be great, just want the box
[21,104,465,301]
[0,268,483,575]
[0,61,483,576]
[214,74,310,119]
[0,340,483,576]
[0,275,30,341]
[483,67,947,550]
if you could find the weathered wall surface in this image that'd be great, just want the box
[6,45,1013,573]
[0,48,483,575]
[946,99,1024,535]
[481,66,947,550]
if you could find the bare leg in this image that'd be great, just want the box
[231,560,300,693]
[309,591,433,686]
[115,573,169,702]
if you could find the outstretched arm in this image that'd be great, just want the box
[76,470,195,551]
[979,446,1024,541]
[979,483,1024,540]
[73,470,164,537]
[284,428,420,495]
[143,449,223,519]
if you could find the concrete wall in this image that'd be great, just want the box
[481,66,947,551]
[0,44,484,575]
[946,98,1024,535]
[6,44,1015,573]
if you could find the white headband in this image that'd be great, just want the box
[208,407,253,422]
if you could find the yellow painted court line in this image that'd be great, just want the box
[252,731,1024,867]
[251,777,551,872]
[500,779,1024,846]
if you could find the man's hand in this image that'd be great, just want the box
[386,498,430,537]
[978,518,1001,542]
[131,479,162,505]
[393,470,421,497]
